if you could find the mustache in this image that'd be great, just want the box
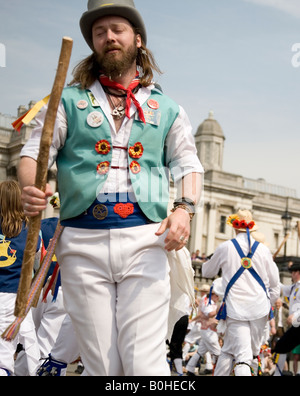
[104,45,122,53]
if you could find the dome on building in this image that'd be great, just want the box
[195,111,225,139]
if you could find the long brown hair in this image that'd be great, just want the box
[0,180,28,238]
[69,35,162,89]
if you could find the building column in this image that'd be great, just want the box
[190,206,204,254]
[206,202,217,256]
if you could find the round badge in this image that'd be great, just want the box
[241,257,252,269]
[93,204,108,221]
[77,100,88,110]
[147,99,159,110]
[87,111,104,128]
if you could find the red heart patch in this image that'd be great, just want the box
[114,203,134,219]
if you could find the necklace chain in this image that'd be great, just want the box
[102,84,141,121]
[107,94,126,120]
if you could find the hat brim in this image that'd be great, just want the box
[237,225,259,233]
[80,5,147,50]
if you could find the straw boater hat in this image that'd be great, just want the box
[199,284,210,293]
[80,0,147,50]
[227,209,258,233]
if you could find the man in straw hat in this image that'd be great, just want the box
[18,0,203,376]
[202,210,280,376]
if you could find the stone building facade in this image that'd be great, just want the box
[0,103,57,219]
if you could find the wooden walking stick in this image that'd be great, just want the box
[14,37,73,318]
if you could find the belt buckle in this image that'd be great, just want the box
[93,204,108,221]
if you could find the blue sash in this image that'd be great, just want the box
[61,193,153,230]
[216,239,270,321]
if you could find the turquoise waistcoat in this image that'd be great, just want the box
[57,85,179,223]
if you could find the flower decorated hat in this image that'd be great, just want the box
[227,209,258,233]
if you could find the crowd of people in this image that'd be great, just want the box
[168,213,300,377]
[169,280,300,377]
[1,188,300,377]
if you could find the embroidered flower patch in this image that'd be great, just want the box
[129,142,144,159]
[130,161,141,174]
[95,140,111,155]
[97,161,110,175]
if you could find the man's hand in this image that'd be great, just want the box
[21,183,53,217]
[155,208,190,252]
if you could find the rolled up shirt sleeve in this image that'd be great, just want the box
[165,106,204,182]
[20,102,67,168]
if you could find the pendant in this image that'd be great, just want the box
[112,106,125,120]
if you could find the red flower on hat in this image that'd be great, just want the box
[95,140,111,155]
[129,142,144,159]
[97,161,110,175]
[232,219,241,229]
[248,221,255,230]
[240,220,248,229]
[130,161,141,174]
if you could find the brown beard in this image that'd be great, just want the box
[96,41,138,80]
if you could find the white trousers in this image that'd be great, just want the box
[51,314,80,364]
[214,316,268,376]
[186,329,221,373]
[56,223,170,376]
[32,288,66,358]
[0,293,40,376]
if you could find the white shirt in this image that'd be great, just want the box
[202,233,280,321]
[21,81,204,195]
[282,281,300,321]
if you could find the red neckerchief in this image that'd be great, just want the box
[100,73,146,124]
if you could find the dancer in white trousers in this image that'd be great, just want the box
[202,210,280,376]
[186,280,222,376]
[0,181,40,376]
[18,0,203,376]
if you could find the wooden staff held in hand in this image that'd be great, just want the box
[15,37,73,318]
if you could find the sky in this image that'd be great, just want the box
[0,0,300,197]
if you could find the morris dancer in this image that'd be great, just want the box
[0,181,40,376]
[186,279,222,376]
[18,0,203,376]
[202,210,280,376]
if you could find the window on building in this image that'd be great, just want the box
[220,215,227,234]
[274,233,279,249]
